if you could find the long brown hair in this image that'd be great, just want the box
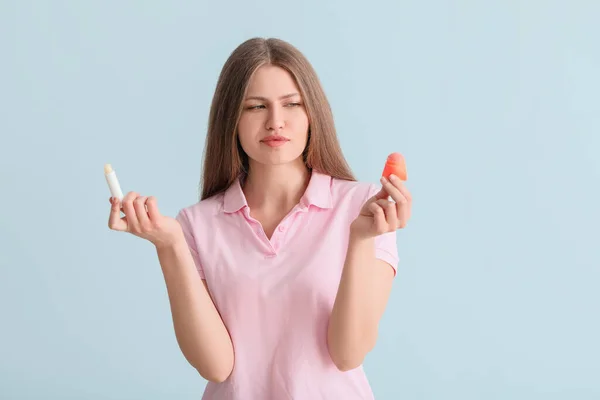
[200,37,355,201]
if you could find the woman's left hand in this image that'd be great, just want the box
[351,174,412,239]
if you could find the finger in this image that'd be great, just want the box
[108,197,127,231]
[134,196,150,229]
[109,197,125,217]
[391,174,412,202]
[390,174,412,224]
[382,179,411,227]
[109,196,124,206]
[146,196,160,222]
[380,176,409,220]
[371,186,389,201]
[121,192,140,231]
[380,176,408,203]
[376,199,398,230]
[368,202,388,233]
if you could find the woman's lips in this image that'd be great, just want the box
[261,136,289,147]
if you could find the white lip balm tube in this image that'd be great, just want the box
[104,164,124,201]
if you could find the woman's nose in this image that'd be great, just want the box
[266,107,285,131]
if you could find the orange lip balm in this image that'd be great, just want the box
[382,152,407,181]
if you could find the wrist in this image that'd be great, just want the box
[349,222,375,245]
[154,230,186,252]
[349,219,375,241]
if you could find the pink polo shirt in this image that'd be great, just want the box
[176,170,398,400]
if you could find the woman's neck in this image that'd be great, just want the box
[242,159,310,212]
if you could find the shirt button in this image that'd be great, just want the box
[278,225,285,232]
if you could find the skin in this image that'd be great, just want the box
[237,64,311,238]
[108,193,234,382]
[107,64,413,378]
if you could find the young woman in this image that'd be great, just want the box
[108,37,412,400]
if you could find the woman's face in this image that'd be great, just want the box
[237,65,310,168]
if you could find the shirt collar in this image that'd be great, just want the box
[222,169,333,214]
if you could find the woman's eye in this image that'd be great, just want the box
[246,103,301,110]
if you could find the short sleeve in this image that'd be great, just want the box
[175,208,205,279]
[366,184,400,276]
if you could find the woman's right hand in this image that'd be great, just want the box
[108,191,184,249]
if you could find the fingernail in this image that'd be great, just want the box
[381,176,388,184]
[390,174,398,181]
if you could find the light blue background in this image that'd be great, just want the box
[1,1,598,399]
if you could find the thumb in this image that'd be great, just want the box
[108,198,128,232]
[371,186,389,201]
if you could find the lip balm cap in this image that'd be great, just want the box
[386,152,403,164]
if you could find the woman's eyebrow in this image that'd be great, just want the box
[245,93,300,101]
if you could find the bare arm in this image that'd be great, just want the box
[157,238,234,383]
[328,175,410,371]
[327,233,394,371]
[107,193,234,382]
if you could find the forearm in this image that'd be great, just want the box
[156,238,234,382]
[327,232,379,371]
